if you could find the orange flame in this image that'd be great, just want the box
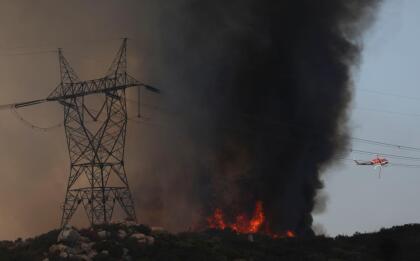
[270,230,296,238]
[207,208,226,230]
[286,230,296,237]
[207,201,295,238]
[230,201,264,233]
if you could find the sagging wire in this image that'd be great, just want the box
[10,106,63,132]
[352,137,420,152]
[349,149,420,161]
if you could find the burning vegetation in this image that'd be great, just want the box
[1,224,418,260]
[207,201,295,238]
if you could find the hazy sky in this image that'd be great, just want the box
[0,0,166,239]
[0,0,417,239]
[315,0,420,236]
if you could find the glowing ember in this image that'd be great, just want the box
[207,201,295,238]
[286,230,296,238]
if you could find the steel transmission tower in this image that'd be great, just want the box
[45,39,159,226]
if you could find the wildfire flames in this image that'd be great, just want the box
[207,201,295,238]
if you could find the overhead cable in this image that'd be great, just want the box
[10,107,62,132]
[352,137,420,152]
[350,149,420,161]
[358,88,420,101]
[0,50,56,57]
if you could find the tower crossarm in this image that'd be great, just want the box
[46,73,159,101]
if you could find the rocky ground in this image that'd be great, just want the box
[1,223,420,260]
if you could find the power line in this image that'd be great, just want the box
[11,107,62,132]
[8,88,420,163]
[125,97,167,113]
[350,149,420,161]
[91,100,420,159]
[390,163,420,168]
[355,89,420,118]
[351,137,420,152]
[0,50,56,57]
[12,100,420,165]
[354,107,420,118]
[358,88,420,102]
[0,37,121,53]
[127,117,165,128]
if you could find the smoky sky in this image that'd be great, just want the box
[0,0,380,239]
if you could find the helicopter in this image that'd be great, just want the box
[354,156,389,178]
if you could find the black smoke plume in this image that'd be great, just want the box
[136,0,382,235]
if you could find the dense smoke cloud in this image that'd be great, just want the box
[0,0,381,239]
[148,0,382,235]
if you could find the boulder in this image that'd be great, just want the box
[123,248,129,256]
[145,236,155,245]
[49,243,68,255]
[123,220,137,227]
[79,236,90,243]
[87,250,98,259]
[130,233,146,240]
[123,255,132,261]
[118,229,127,239]
[151,226,166,234]
[72,254,91,261]
[97,230,109,239]
[59,251,69,259]
[57,226,80,245]
[80,242,93,253]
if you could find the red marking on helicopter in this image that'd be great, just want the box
[354,156,389,167]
